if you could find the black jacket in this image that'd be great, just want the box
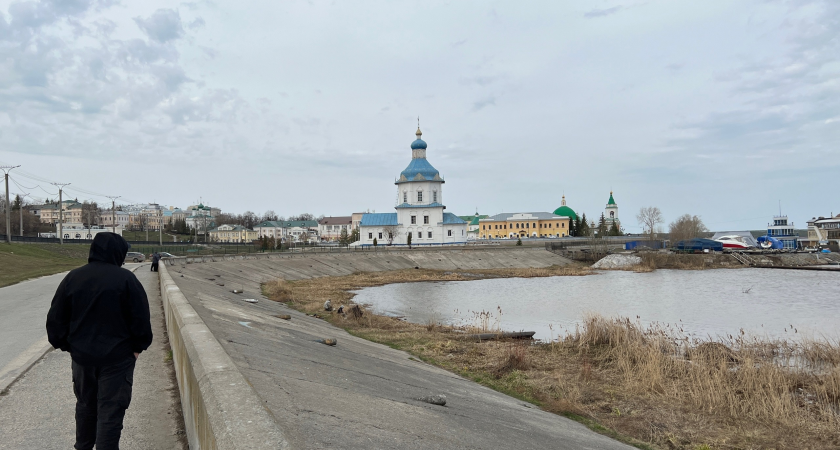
[46,233,153,366]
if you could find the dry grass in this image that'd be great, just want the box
[262,268,840,450]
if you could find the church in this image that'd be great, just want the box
[359,127,468,246]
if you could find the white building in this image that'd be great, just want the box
[253,220,320,243]
[604,191,619,228]
[40,223,122,240]
[318,216,352,241]
[359,127,467,246]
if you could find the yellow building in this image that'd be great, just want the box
[478,212,571,239]
[208,224,259,243]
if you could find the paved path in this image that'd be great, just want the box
[0,263,142,371]
[0,265,185,450]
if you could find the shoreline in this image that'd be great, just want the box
[263,266,840,450]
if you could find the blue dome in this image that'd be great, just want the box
[400,158,439,181]
[411,139,427,150]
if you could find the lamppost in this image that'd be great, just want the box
[106,196,120,233]
[1,165,20,244]
[51,182,70,245]
[19,192,30,237]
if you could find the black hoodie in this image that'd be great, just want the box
[46,232,153,366]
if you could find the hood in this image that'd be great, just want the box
[88,232,130,266]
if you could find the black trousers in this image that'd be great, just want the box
[72,357,136,450]
[150,262,158,272]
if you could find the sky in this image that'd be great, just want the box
[0,0,837,233]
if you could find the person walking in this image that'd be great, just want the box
[150,252,160,272]
[46,232,153,450]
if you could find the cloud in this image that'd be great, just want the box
[584,6,623,19]
[188,16,205,30]
[472,96,496,111]
[133,9,184,43]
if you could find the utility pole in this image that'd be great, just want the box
[1,166,20,244]
[158,210,163,246]
[106,196,120,233]
[52,182,70,245]
[19,192,30,237]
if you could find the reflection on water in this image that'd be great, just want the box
[351,269,840,341]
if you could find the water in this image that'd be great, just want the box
[351,269,840,341]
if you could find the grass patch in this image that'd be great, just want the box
[0,243,89,287]
[263,267,840,450]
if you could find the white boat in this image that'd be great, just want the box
[714,235,753,249]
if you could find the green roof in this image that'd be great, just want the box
[552,205,577,220]
[607,192,616,206]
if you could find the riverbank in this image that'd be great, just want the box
[264,268,840,450]
[0,244,88,287]
[591,252,840,272]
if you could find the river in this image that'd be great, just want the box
[351,268,840,341]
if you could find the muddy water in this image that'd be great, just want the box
[351,268,840,341]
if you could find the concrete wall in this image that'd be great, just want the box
[164,247,572,284]
[159,263,289,450]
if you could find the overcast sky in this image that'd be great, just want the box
[0,0,837,232]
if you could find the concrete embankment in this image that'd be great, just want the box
[159,263,288,450]
[160,248,634,449]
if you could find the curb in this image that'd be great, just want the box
[159,262,289,449]
[0,335,53,394]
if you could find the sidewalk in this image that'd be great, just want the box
[0,266,186,450]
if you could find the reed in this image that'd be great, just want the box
[263,268,840,449]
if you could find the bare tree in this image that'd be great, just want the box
[668,214,708,242]
[636,206,663,241]
[382,225,399,245]
[262,210,279,222]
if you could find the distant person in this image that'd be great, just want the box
[46,232,153,450]
[151,252,160,272]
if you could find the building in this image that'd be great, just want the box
[552,195,577,221]
[800,213,840,249]
[318,216,353,241]
[459,213,488,240]
[253,220,320,243]
[208,224,258,243]
[37,200,84,225]
[100,210,130,230]
[478,212,571,239]
[604,191,619,228]
[351,213,366,233]
[40,223,121,240]
[763,215,798,250]
[359,127,467,246]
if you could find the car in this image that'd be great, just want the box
[126,252,145,263]
[158,252,176,258]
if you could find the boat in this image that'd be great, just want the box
[756,235,784,250]
[714,235,754,249]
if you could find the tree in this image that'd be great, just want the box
[637,206,663,241]
[338,227,350,246]
[350,227,360,243]
[568,217,576,237]
[373,237,378,247]
[668,214,708,243]
[382,225,398,246]
[407,232,412,249]
[516,236,522,246]
[597,213,607,237]
[608,222,622,236]
[578,213,590,237]
[262,210,279,222]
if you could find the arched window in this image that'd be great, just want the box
[417,190,423,202]
[75,233,81,239]
[433,191,437,202]
[610,211,614,218]
[64,234,70,239]
[403,191,407,203]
